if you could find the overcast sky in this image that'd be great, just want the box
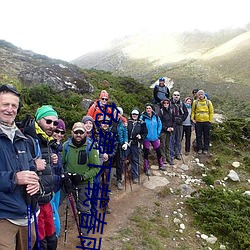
[1,0,249,61]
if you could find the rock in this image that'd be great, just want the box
[200,234,208,240]
[232,161,240,168]
[206,235,217,244]
[180,223,185,230]
[180,164,189,171]
[150,164,159,170]
[194,158,199,163]
[152,171,162,176]
[143,176,170,190]
[227,170,240,182]
[220,245,226,249]
[178,184,196,196]
[173,218,181,224]
[243,191,250,196]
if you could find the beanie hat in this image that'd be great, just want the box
[82,115,94,124]
[192,89,199,94]
[184,97,192,103]
[117,107,123,116]
[35,105,58,121]
[99,90,109,99]
[56,119,66,131]
[161,98,170,104]
[197,89,205,95]
[145,103,154,109]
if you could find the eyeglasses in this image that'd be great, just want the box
[73,130,85,135]
[54,129,65,135]
[43,117,59,126]
[101,98,108,101]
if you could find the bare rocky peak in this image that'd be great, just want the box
[0,40,93,93]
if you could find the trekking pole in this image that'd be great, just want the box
[169,132,175,172]
[124,159,127,192]
[64,198,69,244]
[68,191,85,247]
[125,157,133,192]
[27,196,32,250]
[33,207,41,250]
[127,159,133,192]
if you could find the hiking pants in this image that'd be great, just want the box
[182,125,192,152]
[0,219,36,250]
[50,190,61,237]
[125,144,140,180]
[171,125,183,158]
[159,132,171,162]
[73,183,92,237]
[115,145,125,182]
[196,122,211,151]
[143,139,161,161]
[34,202,57,250]
[90,175,100,221]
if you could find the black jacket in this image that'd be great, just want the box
[158,107,174,132]
[127,118,148,146]
[170,99,188,126]
[24,120,55,205]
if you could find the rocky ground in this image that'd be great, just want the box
[57,138,217,250]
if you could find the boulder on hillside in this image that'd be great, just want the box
[18,63,94,93]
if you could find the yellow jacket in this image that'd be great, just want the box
[191,98,214,123]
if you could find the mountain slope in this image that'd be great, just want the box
[72,29,250,86]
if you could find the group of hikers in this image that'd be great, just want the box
[0,78,214,249]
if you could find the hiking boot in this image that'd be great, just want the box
[106,205,112,214]
[185,151,189,156]
[176,155,181,160]
[159,165,166,171]
[145,169,151,176]
[117,181,123,190]
[197,150,202,154]
[144,159,150,176]
[158,157,167,170]
[203,150,208,155]
[102,204,112,214]
[133,178,139,184]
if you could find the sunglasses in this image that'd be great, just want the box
[132,113,139,115]
[54,129,65,135]
[101,98,108,101]
[43,117,59,126]
[174,94,180,96]
[73,130,85,135]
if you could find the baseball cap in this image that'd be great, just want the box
[72,122,85,132]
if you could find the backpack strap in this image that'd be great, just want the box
[25,134,42,159]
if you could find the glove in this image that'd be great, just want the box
[61,173,73,194]
[68,172,84,185]
[122,143,128,150]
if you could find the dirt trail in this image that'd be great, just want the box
[57,147,196,249]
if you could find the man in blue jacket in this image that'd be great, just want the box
[0,84,40,249]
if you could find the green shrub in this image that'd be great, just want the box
[186,188,250,250]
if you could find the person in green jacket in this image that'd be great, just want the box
[62,122,100,240]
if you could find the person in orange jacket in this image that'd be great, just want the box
[87,90,112,122]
